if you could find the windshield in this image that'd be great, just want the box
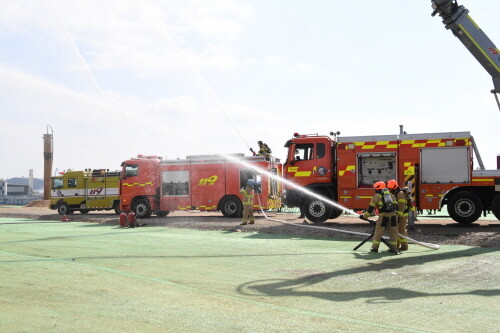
[123,164,139,178]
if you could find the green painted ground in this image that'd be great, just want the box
[0,217,498,333]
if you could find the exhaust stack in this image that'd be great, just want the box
[43,126,53,200]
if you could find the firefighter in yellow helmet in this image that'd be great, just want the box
[240,179,255,225]
[360,181,399,254]
[387,179,409,251]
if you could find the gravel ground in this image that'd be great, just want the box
[2,201,499,248]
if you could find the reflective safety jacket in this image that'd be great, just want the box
[363,190,397,218]
[394,188,409,217]
[258,143,271,155]
[240,186,254,206]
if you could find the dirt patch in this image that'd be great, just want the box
[24,200,50,207]
[1,206,499,248]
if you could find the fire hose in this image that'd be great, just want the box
[256,195,439,250]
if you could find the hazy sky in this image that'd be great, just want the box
[1,0,499,179]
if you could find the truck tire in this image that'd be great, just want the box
[79,202,90,214]
[329,207,343,219]
[303,196,332,223]
[220,196,243,218]
[57,203,70,215]
[156,211,170,218]
[132,199,152,218]
[447,191,483,225]
[491,193,500,220]
[113,201,121,214]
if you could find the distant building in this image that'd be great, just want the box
[6,177,44,191]
[0,180,6,196]
[0,180,42,205]
[6,184,30,196]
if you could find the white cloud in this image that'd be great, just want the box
[265,55,282,66]
[296,61,315,73]
[60,0,250,73]
[0,0,252,74]
[0,66,280,178]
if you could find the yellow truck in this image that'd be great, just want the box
[50,169,121,215]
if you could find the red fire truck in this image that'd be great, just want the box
[119,154,281,218]
[283,130,500,225]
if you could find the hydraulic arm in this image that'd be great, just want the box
[431,0,500,110]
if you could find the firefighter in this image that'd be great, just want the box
[403,186,416,229]
[387,179,409,251]
[240,179,255,225]
[360,181,399,254]
[257,141,272,161]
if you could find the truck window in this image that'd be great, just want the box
[357,153,396,187]
[294,143,314,161]
[162,170,189,196]
[52,178,63,189]
[124,164,139,178]
[68,178,77,188]
[316,143,325,159]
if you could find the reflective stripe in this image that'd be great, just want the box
[459,17,500,72]
[346,138,470,150]
[243,196,253,205]
[241,190,254,205]
[123,182,154,187]
[287,166,312,177]
[339,165,355,176]
[197,205,217,210]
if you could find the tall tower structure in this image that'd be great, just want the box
[43,126,53,200]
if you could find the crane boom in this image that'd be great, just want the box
[431,0,500,110]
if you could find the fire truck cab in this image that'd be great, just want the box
[120,154,281,218]
[284,131,500,224]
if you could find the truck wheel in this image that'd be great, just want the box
[329,207,343,219]
[220,196,243,218]
[303,197,332,223]
[113,201,121,215]
[491,193,500,220]
[57,203,69,215]
[156,211,170,217]
[132,199,152,218]
[447,191,483,225]
[79,203,90,214]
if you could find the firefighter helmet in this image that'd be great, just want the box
[247,179,255,186]
[373,181,386,190]
[387,179,398,190]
